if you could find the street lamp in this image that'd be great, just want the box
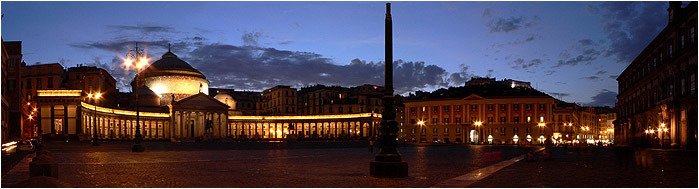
[87,93,101,146]
[474,121,483,144]
[122,43,149,152]
[417,120,425,143]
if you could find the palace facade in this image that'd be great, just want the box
[616,1,697,149]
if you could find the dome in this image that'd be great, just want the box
[135,49,210,105]
[214,93,236,109]
[140,51,206,79]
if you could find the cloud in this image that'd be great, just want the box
[486,16,528,33]
[108,24,174,34]
[184,44,449,94]
[585,89,617,107]
[482,8,538,33]
[552,45,602,68]
[609,75,619,79]
[581,76,600,80]
[69,40,171,53]
[548,92,571,98]
[509,33,543,45]
[510,58,542,70]
[447,64,476,85]
[578,39,595,46]
[595,70,607,75]
[588,1,667,64]
[242,31,265,47]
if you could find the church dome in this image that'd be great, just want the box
[140,51,206,79]
[214,93,236,110]
[134,49,210,106]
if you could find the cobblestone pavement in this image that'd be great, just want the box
[469,146,698,188]
[45,141,526,188]
[1,154,34,187]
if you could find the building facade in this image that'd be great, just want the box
[404,94,554,144]
[616,1,697,149]
[31,50,382,141]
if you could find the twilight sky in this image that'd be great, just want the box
[1,1,676,107]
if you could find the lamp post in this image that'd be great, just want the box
[417,120,425,143]
[370,3,408,178]
[474,121,482,144]
[122,43,149,152]
[87,93,101,146]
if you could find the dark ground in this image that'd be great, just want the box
[44,140,525,187]
[470,146,698,188]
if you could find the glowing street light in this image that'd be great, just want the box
[87,92,101,146]
[123,43,149,152]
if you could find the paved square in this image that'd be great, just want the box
[46,141,526,187]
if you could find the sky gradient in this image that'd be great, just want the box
[1,1,674,107]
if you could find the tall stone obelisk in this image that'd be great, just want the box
[370,3,408,178]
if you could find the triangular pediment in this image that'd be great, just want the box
[462,94,486,100]
[172,93,229,109]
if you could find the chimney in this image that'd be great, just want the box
[668,1,682,23]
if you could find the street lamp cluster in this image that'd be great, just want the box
[644,122,669,148]
[122,43,149,152]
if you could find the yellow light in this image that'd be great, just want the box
[657,128,661,133]
[33,108,37,112]
[37,90,82,97]
[474,121,482,126]
[660,123,666,127]
[228,113,380,120]
[95,93,101,99]
[28,115,33,119]
[650,130,654,134]
[663,128,668,132]
[27,102,30,105]
[123,57,133,68]
[417,120,425,126]
[88,94,93,98]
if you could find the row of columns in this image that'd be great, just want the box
[81,109,168,140]
[227,120,379,139]
[172,110,227,139]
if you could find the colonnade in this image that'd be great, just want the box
[227,120,380,139]
[171,110,228,139]
[81,109,169,140]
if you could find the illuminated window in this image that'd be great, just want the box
[540,116,544,122]
[527,116,532,123]
[411,128,415,134]
[456,128,461,133]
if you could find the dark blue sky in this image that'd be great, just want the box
[1,1,673,107]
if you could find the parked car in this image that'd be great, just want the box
[16,140,35,152]
[30,137,42,147]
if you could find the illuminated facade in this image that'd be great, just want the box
[404,95,554,144]
[31,50,382,141]
[135,50,209,105]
